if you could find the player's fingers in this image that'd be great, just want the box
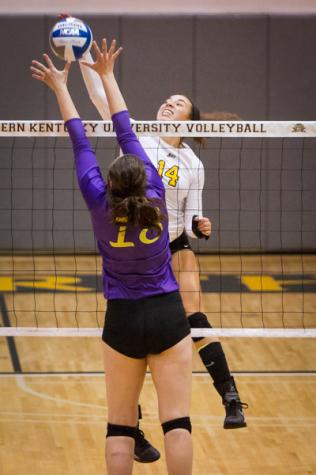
[112,46,123,60]
[30,66,45,76]
[198,223,208,231]
[199,227,211,236]
[43,53,55,69]
[198,220,211,230]
[108,39,116,56]
[92,40,102,58]
[101,38,107,53]
[58,13,70,19]
[31,73,45,82]
[64,61,72,74]
[31,60,49,73]
[199,218,211,227]
[198,220,211,228]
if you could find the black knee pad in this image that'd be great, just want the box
[188,312,212,342]
[106,422,138,439]
[162,417,192,435]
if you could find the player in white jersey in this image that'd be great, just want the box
[139,134,205,242]
[78,45,247,462]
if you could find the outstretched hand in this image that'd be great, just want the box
[58,13,70,19]
[30,54,71,92]
[81,39,123,78]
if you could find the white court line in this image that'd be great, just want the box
[2,373,315,419]
[9,375,316,427]
[0,416,315,428]
[4,374,316,430]
[0,410,103,418]
[1,410,315,424]
[20,378,316,385]
[15,374,106,410]
[0,371,315,378]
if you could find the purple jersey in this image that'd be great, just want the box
[66,110,178,299]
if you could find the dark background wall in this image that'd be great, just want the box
[2,15,315,121]
[0,15,316,252]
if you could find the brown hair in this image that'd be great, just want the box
[185,97,205,147]
[190,110,242,148]
[107,154,164,234]
[201,111,242,120]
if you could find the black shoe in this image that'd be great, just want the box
[215,377,248,429]
[134,427,160,463]
[223,390,248,429]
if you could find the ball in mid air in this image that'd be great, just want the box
[49,17,93,62]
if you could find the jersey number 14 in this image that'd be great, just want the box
[157,160,179,187]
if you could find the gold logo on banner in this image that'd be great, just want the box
[292,123,306,133]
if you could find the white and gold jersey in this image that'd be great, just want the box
[140,136,204,242]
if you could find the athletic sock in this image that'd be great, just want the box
[198,341,231,385]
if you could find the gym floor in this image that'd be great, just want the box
[0,254,315,474]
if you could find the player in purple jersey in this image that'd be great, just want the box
[54,14,247,464]
[31,39,193,475]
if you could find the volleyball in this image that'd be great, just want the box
[49,17,93,62]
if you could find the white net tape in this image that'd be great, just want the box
[0,327,315,338]
[1,120,316,137]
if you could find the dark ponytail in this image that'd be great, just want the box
[108,154,164,235]
[187,99,242,147]
[201,111,242,120]
[186,97,205,148]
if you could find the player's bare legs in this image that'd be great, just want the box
[148,335,193,475]
[102,343,147,474]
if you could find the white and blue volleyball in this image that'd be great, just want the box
[49,17,93,62]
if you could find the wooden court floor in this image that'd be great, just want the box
[0,254,316,474]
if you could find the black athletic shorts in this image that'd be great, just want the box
[102,291,190,358]
[169,231,192,255]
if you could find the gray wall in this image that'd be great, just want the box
[2,15,316,120]
[1,15,316,252]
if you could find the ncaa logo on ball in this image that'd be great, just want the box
[49,17,93,62]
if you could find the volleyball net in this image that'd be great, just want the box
[0,120,315,338]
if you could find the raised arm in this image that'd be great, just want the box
[79,51,111,120]
[81,39,126,116]
[30,54,105,209]
[82,39,163,193]
[31,55,79,122]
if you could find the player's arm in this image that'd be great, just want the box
[79,51,111,120]
[30,54,105,208]
[82,39,164,194]
[31,54,78,122]
[81,39,126,116]
[184,163,211,239]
